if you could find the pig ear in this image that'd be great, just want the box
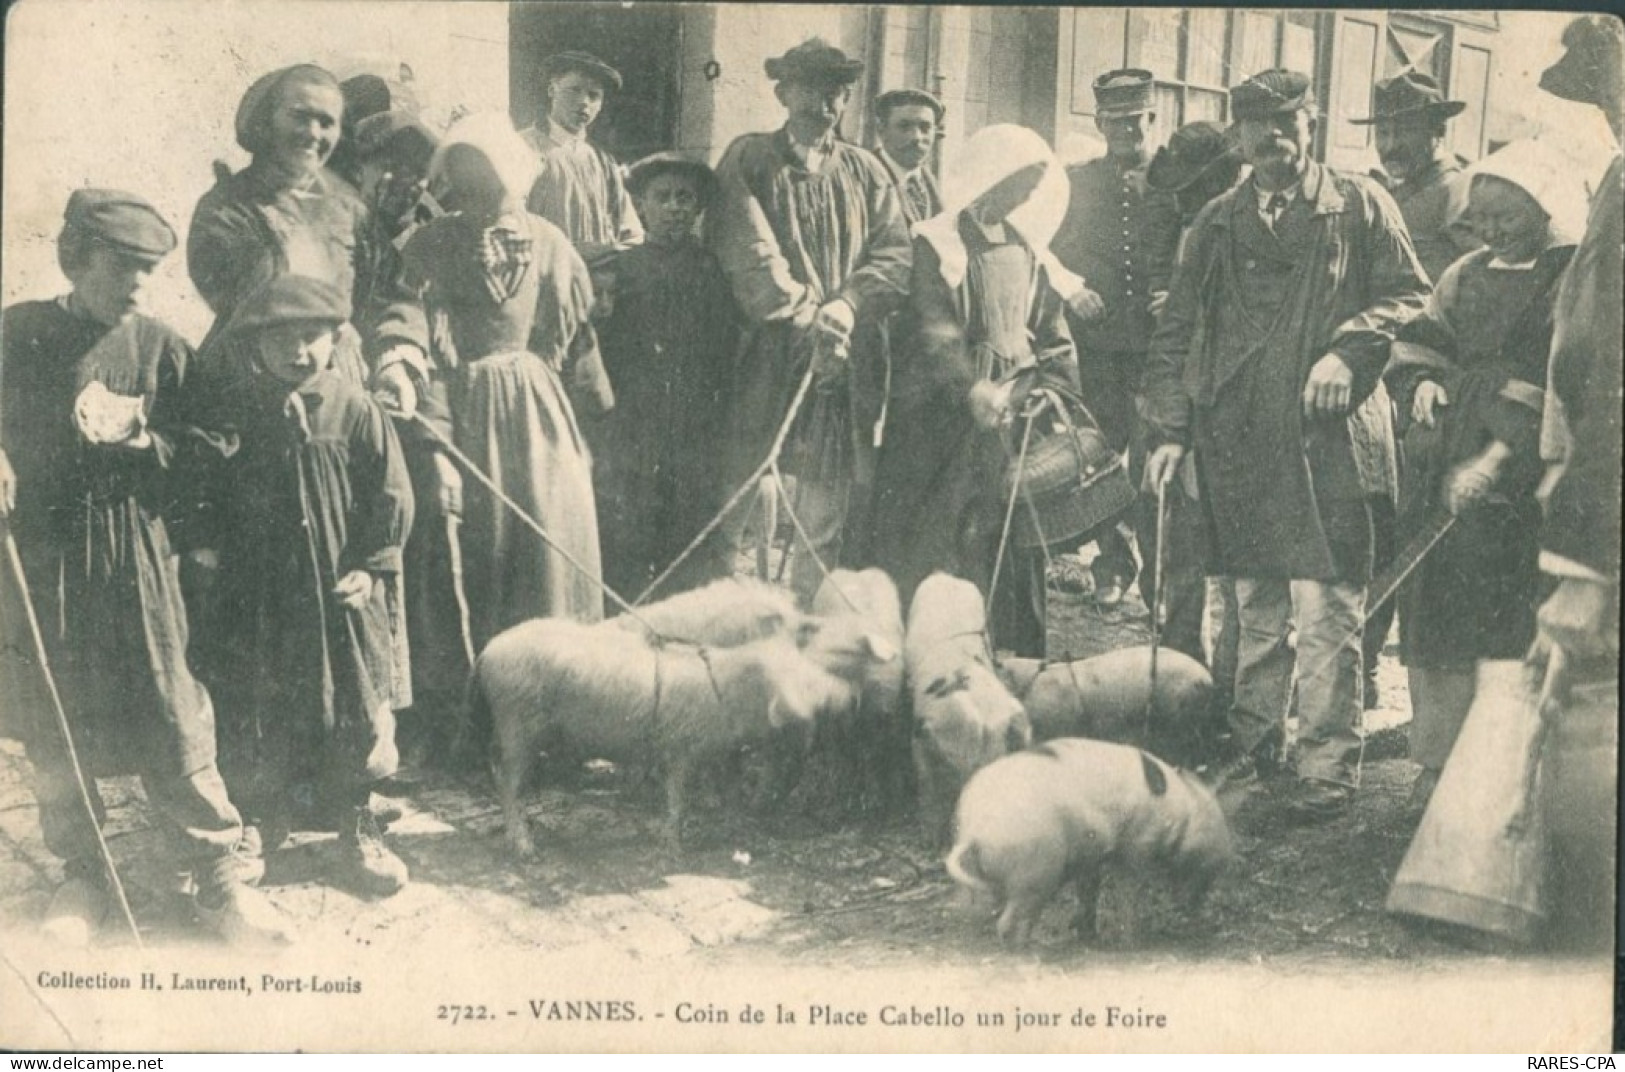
[862,633,898,663]
[1140,752,1169,797]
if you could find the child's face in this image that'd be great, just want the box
[637,172,703,244]
[256,321,337,386]
[72,245,157,326]
[1468,176,1550,264]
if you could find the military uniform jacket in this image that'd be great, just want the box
[1051,155,1181,354]
[1142,162,1430,580]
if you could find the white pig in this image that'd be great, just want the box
[946,737,1236,945]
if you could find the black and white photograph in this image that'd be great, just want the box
[0,0,1618,1053]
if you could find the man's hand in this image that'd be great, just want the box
[188,548,220,571]
[1537,578,1617,659]
[1065,284,1105,322]
[1302,353,1354,419]
[1147,290,1170,318]
[810,298,855,348]
[333,569,375,611]
[1145,442,1186,492]
[373,355,421,418]
[431,452,463,517]
[1411,380,1449,428]
[968,380,1014,430]
[0,449,16,517]
[1446,442,1510,515]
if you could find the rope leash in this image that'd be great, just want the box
[2,529,143,947]
[1143,476,1169,743]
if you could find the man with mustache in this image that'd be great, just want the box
[1355,71,1477,284]
[1141,69,1430,820]
[1051,69,1182,608]
[705,38,911,606]
[872,88,945,226]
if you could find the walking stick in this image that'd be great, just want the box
[1,526,143,947]
[1143,475,1169,740]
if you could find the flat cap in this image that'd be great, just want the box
[1350,71,1465,125]
[1230,68,1317,121]
[1541,15,1624,108]
[228,275,350,336]
[625,152,719,205]
[764,38,865,85]
[1147,121,1242,192]
[541,51,623,92]
[875,87,946,122]
[61,188,176,262]
[1093,68,1155,119]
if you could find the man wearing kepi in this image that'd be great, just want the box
[706,38,911,605]
[521,50,644,268]
[1142,70,1429,819]
[1354,71,1477,285]
[1052,69,1182,606]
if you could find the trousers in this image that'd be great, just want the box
[1233,577,1365,786]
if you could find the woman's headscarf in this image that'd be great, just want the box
[234,64,342,157]
[1464,138,1589,247]
[914,124,1080,294]
[427,111,540,207]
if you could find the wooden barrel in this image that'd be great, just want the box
[1386,660,1549,943]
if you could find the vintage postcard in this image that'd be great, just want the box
[0,0,1617,1053]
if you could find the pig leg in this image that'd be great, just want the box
[495,729,537,859]
[1070,869,1104,940]
[663,756,693,854]
[990,837,1068,946]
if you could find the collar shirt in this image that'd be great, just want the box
[788,129,837,173]
[1254,180,1303,231]
[878,146,939,225]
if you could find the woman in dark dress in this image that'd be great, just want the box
[374,113,609,649]
[870,124,1079,657]
[1384,142,1581,804]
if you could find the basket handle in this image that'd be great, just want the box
[1025,385,1099,477]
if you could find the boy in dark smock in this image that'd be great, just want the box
[596,154,739,599]
[0,190,285,944]
[206,276,415,898]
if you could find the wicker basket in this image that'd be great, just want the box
[1002,388,1136,549]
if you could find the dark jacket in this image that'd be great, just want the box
[1142,162,1430,580]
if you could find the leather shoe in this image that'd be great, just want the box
[1278,778,1355,822]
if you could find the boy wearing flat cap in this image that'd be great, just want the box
[0,189,288,946]
[596,154,739,597]
[1142,69,1430,820]
[521,50,644,268]
[705,38,912,606]
[1353,71,1477,283]
[201,275,415,899]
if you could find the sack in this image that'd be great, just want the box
[1002,387,1136,548]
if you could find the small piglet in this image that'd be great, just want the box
[998,647,1216,766]
[906,574,1031,841]
[946,737,1236,945]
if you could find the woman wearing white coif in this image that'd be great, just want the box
[868,124,1081,657]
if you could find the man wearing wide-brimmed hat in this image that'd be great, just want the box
[705,38,911,605]
[520,50,643,266]
[1141,69,1430,820]
[1051,68,1183,608]
[1353,70,1477,282]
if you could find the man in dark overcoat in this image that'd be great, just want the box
[1142,69,1430,818]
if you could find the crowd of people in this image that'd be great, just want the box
[0,16,1618,950]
